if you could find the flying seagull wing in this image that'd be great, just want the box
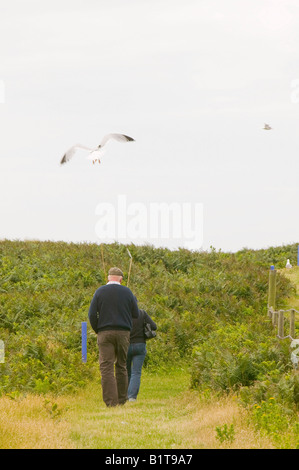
[60,144,93,165]
[98,133,135,148]
[60,134,135,165]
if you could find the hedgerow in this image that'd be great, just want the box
[0,239,297,399]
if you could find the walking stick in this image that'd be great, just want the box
[101,244,106,282]
[127,248,132,287]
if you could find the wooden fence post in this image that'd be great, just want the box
[278,310,284,337]
[268,266,277,312]
[290,309,295,338]
[272,310,278,327]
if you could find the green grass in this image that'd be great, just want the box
[280,266,299,311]
[67,370,190,449]
[0,370,275,449]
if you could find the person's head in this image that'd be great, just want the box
[108,267,124,283]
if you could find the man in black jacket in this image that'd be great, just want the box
[88,267,139,407]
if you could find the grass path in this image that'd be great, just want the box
[0,370,274,449]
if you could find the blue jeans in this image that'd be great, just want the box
[126,343,147,400]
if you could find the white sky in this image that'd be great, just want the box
[0,0,299,252]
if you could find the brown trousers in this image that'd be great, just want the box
[97,330,130,407]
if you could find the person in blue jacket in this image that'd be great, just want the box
[88,267,139,407]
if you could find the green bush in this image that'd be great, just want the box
[0,240,297,396]
[190,322,291,393]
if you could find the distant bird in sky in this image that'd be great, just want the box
[60,133,135,165]
[263,123,272,130]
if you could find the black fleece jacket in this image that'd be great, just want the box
[130,309,157,343]
[88,283,139,333]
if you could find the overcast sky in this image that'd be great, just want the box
[1,0,299,253]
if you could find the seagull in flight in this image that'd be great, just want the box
[60,133,135,165]
[263,123,272,130]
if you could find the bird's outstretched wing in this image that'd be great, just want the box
[60,134,135,165]
[60,144,93,165]
[98,133,135,148]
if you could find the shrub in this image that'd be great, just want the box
[0,240,297,396]
[190,322,291,393]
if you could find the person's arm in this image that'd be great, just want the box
[143,310,157,330]
[88,292,99,333]
[131,294,139,319]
